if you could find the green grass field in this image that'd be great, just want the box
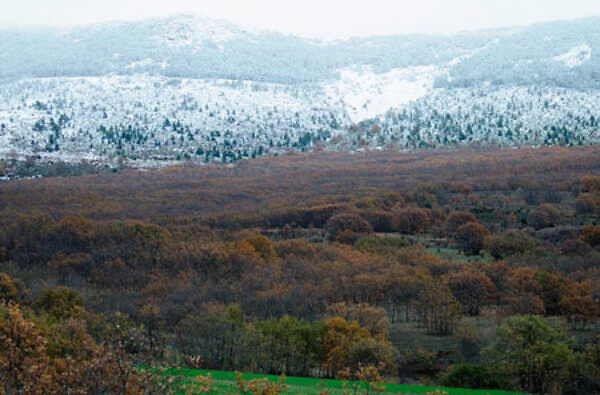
[162,368,521,395]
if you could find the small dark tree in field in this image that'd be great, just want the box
[527,203,561,230]
[325,212,372,241]
[455,222,489,255]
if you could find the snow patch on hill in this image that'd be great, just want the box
[323,65,440,123]
[126,58,168,70]
[553,44,591,68]
[448,38,500,66]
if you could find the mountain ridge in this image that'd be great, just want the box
[2,14,598,86]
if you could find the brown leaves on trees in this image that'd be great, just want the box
[527,203,562,230]
[416,283,461,336]
[393,206,432,235]
[325,212,372,243]
[444,211,478,235]
[322,317,396,378]
[446,271,496,316]
[0,301,158,394]
[484,229,535,260]
[454,222,490,255]
[326,302,390,339]
[575,194,599,215]
[582,225,600,247]
[0,273,30,305]
[0,303,54,394]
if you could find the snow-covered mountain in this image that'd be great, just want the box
[0,15,599,168]
[3,14,599,86]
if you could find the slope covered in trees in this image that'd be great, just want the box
[1,147,600,392]
[1,15,599,88]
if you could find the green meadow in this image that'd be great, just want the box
[162,368,522,395]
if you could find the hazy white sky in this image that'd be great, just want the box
[3,0,600,38]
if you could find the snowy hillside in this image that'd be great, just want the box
[1,15,600,169]
[0,76,347,166]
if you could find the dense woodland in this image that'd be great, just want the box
[1,146,600,393]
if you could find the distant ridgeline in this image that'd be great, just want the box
[1,15,599,87]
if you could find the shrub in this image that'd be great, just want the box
[440,363,511,389]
